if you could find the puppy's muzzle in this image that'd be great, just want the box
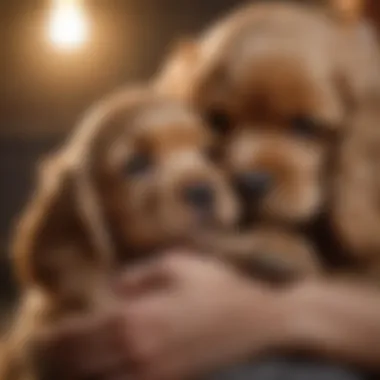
[235,171,272,201]
[183,182,215,210]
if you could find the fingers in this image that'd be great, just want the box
[70,319,125,376]
[114,259,170,297]
[36,311,127,378]
[39,310,118,352]
[114,249,198,296]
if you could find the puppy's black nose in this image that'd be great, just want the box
[183,182,214,209]
[235,172,272,199]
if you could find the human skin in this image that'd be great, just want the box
[34,252,380,380]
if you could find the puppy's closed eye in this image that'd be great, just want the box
[123,153,153,177]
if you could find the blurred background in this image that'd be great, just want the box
[1,0,380,311]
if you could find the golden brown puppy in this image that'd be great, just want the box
[3,84,321,380]
[3,86,245,380]
[156,0,380,280]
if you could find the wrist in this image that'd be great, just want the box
[242,284,295,354]
[244,283,317,354]
[274,282,327,353]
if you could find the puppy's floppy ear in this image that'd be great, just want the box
[12,150,114,305]
[154,37,199,99]
[330,10,380,274]
[332,97,380,267]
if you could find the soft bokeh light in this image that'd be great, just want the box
[49,0,88,50]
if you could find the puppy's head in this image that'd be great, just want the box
[158,0,379,226]
[13,87,238,299]
[225,123,330,225]
[91,89,239,253]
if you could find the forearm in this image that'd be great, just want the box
[276,280,380,369]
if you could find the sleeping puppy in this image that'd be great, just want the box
[3,84,320,380]
[156,0,380,282]
[3,86,243,380]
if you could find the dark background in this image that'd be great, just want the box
[0,0,247,307]
[1,0,380,309]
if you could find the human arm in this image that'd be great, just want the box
[33,252,380,380]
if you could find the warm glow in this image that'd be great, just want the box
[49,0,88,50]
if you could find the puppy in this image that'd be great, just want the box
[156,0,380,282]
[5,83,319,380]
[2,86,244,380]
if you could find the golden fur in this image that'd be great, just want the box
[156,0,380,281]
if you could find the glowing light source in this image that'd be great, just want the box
[49,0,88,50]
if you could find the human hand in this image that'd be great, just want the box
[115,251,286,380]
[32,251,287,380]
[30,307,127,379]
